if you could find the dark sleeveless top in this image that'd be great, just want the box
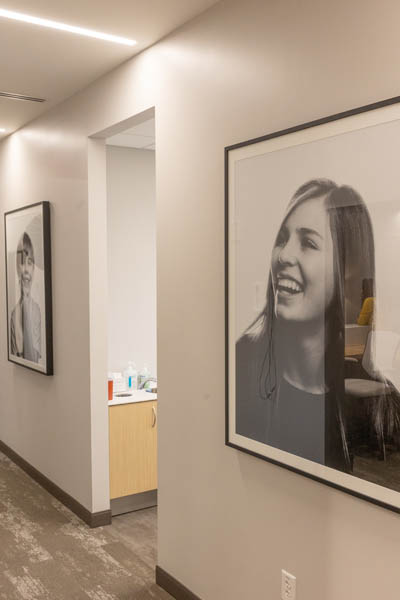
[235,335,347,471]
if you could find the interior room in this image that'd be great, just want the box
[1,1,400,600]
[106,116,158,516]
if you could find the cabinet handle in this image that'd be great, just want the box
[152,406,157,428]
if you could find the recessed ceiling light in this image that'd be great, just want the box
[0,128,6,133]
[0,8,137,46]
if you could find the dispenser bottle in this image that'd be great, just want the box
[124,361,138,391]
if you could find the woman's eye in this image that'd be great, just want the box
[275,229,287,247]
[303,237,319,250]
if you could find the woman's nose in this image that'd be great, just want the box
[278,238,298,265]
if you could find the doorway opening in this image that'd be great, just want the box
[87,107,157,521]
[106,116,157,516]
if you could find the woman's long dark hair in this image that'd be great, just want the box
[246,179,378,470]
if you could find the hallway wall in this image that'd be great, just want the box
[1,0,400,597]
[0,116,92,509]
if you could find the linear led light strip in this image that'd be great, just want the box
[0,8,137,46]
[0,91,45,102]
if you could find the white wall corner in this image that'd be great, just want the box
[88,137,110,513]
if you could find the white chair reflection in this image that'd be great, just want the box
[344,330,400,462]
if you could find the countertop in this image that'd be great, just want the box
[108,390,157,407]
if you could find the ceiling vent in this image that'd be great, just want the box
[0,91,46,103]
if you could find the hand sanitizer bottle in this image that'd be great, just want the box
[124,361,138,391]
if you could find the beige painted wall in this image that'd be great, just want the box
[0,116,93,508]
[1,0,400,596]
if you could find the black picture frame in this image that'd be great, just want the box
[225,95,400,513]
[4,201,53,375]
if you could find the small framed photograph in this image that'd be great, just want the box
[5,202,53,375]
[226,97,400,512]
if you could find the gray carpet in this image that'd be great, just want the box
[0,451,172,600]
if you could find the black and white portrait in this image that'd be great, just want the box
[11,231,41,363]
[226,102,400,511]
[5,202,53,375]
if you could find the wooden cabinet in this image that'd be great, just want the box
[109,400,157,499]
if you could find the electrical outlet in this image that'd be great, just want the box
[281,569,296,600]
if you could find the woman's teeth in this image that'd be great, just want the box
[277,278,302,294]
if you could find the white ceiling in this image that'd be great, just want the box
[0,0,219,139]
[107,117,155,150]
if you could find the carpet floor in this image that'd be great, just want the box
[0,451,172,600]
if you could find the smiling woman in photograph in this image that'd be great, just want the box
[235,178,382,472]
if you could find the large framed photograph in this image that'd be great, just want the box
[5,202,53,375]
[226,97,400,512]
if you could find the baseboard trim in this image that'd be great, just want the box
[90,509,112,528]
[0,439,111,528]
[111,490,157,516]
[156,566,202,600]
